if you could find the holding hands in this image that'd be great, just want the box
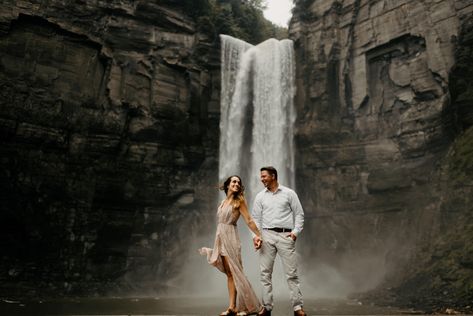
[252,233,295,250]
[253,235,262,250]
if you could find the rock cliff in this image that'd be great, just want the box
[0,1,220,296]
[290,0,473,310]
[2,0,472,310]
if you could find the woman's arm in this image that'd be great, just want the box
[239,199,261,237]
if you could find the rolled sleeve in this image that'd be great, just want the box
[290,191,304,236]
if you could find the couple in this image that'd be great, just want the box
[199,166,307,316]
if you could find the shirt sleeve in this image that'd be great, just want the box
[251,193,263,237]
[290,190,304,236]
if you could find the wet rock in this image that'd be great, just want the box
[0,1,219,297]
[291,0,473,311]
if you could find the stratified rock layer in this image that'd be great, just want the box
[0,1,220,296]
[290,0,473,310]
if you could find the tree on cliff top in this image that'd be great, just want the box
[184,0,287,43]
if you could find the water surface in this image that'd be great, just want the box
[0,297,423,315]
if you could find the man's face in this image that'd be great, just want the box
[260,170,275,188]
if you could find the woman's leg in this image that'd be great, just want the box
[222,255,237,311]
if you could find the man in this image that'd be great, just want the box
[252,166,306,316]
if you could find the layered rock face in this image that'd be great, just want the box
[0,1,220,296]
[290,0,473,310]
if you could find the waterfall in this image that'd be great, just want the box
[219,35,296,202]
[219,35,253,182]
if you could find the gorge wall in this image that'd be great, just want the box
[1,0,472,311]
[0,1,221,296]
[290,0,473,310]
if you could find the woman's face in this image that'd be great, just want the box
[227,176,241,194]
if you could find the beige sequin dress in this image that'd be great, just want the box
[199,201,261,314]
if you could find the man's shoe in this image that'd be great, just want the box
[257,307,271,316]
[294,308,307,316]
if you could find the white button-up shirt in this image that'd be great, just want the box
[252,184,304,236]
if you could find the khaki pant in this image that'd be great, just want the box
[259,229,303,311]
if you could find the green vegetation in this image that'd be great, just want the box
[292,0,316,22]
[390,126,473,312]
[448,126,473,184]
[183,0,288,44]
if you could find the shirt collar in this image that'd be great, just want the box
[265,184,283,193]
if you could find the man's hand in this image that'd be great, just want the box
[287,233,297,241]
[253,236,262,250]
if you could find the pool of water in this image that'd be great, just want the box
[0,297,423,315]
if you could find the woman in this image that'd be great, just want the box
[199,175,262,316]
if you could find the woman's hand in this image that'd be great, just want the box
[253,235,262,250]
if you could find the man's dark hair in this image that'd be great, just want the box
[260,166,278,180]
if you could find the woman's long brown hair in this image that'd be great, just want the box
[220,175,246,208]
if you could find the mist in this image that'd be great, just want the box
[167,215,388,302]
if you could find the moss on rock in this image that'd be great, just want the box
[448,127,473,184]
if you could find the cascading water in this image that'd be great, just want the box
[219,35,253,183]
[219,35,296,202]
